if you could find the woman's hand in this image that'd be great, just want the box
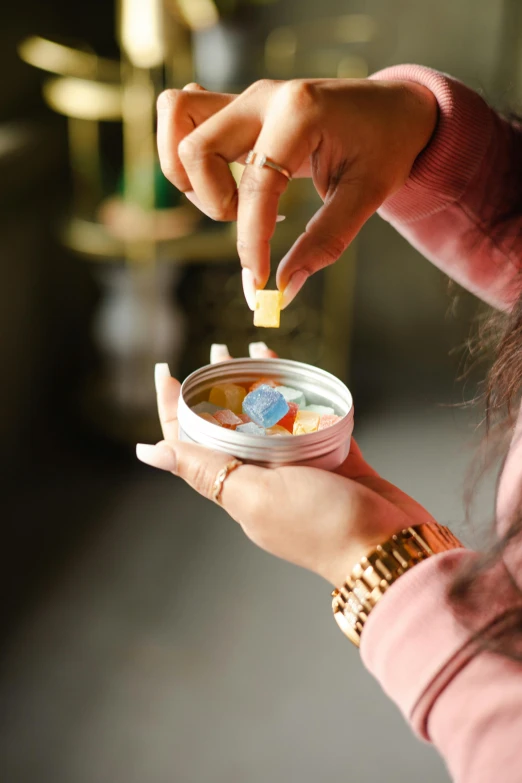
[136,343,436,586]
[157,78,437,308]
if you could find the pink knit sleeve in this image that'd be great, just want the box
[360,549,522,782]
[358,65,522,781]
[370,65,522,310]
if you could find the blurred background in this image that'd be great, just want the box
[0,1,519,781]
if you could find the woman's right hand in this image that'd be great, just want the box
[157,77,437,308]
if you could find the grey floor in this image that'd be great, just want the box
[0,397,497,783]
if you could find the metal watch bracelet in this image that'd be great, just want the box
[332,524,463,647]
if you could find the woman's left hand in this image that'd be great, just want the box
[136,343,436,586]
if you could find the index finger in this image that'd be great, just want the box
[157,86,237,193]
[154,363,181,441]
[237,82,320,293]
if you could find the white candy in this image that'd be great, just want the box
[192,401,223,415]
[275,385,306,407]
[303,404,335,415]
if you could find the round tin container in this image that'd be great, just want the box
[178,358,354,470]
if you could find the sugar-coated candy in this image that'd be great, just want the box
[303,404,335,416]
[275,385,306,408]
[277,401,299,433]
[242,384,289,428]
[249,377,279,392]
[237,421,265,435]
[265,425,290,436]
[192,401,223,415]
[293,410,320,435]
[318,414,342,430]
[213,409,243,429]
[198,412,220,425]
[238,413,251,423]
[209,383,246,414]
[253,290,282,328]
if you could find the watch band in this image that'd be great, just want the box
[332,524,463,647]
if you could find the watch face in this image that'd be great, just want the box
[333,605,361,648]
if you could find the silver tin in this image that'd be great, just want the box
[178,358,354,470]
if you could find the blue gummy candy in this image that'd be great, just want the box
[236,422,265,435]
[242,385,289,428]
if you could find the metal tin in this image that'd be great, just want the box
[178,358,354,470]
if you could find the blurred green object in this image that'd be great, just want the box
[214,0,279,13]
[117,162,184,209]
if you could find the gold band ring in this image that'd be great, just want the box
[211,458,243,505]
[245,150,292,181]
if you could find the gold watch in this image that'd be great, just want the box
[332,524,463,647]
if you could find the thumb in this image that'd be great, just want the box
[276,181,381,307]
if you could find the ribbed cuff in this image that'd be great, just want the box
[370,65,495,222]
[360,549,522,739]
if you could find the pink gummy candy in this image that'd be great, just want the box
[213,409,243,429]
[318,414,342,430]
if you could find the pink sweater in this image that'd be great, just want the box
[365,65,522,781]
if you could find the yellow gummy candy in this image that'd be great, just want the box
[265,424,290,436]
[198,412,219,425]
[209,383,246,414]
[253,290,282,328]
[293,410,320,435]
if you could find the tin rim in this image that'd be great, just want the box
[178,358,354,461]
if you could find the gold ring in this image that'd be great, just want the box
[245,150,292,181]
[211,458,243,505]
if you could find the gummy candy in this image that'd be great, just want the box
[213,409,243,429]
[192,401,223,415]
[253,290,282,328]
[293,410,320,435]
[318,414,342,430]
[237,421,265,435]
[265,425,290,436]
[242,384,289,428]
[209,383,246,414]
[249,377,279,392]
[303,404,335,416]
[277,401,299,432]
[193,374,344,437]
[198,412,220,425]
[275,385,306,408]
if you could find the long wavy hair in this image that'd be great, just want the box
[448,186,522,660]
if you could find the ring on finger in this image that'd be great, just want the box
[245,150,292,181]
[211,458,243,505]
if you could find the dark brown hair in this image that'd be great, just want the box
[443,101,522,656]
[449,258,522,660]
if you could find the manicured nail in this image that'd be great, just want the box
[136,443,177,472]
[276,215,286,223]
[210,344,231,364]
[154,363,171,394]
[281,270,308,309]
[249,342,269,359]
[242,268,257,311]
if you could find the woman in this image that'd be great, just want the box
[137,65,522,781]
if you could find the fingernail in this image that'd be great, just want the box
[281,270,308,309]
[185,190,204,210]
[249,342,269,359]
[210,344,231,364]
[154,363,171,394]
[242,268,257,311]
[136,443,177,472]
[276,215,286,223]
